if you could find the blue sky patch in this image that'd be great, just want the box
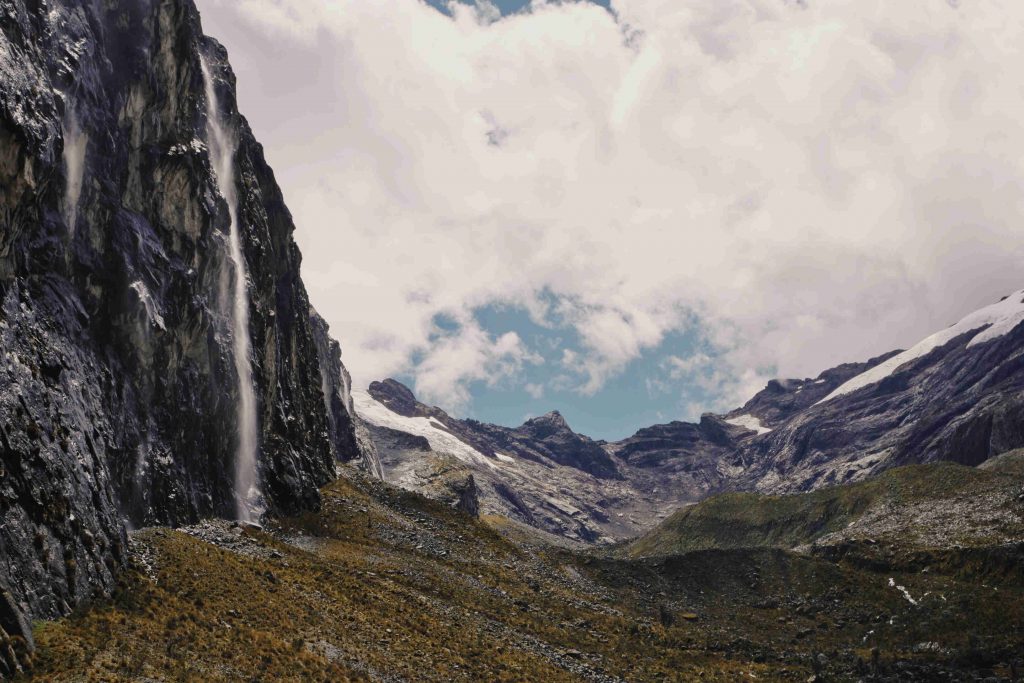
[395,302,736,441]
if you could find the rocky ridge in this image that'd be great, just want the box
[358,291,1024,544]
[735,290,1024,493]
[357,379,752,543]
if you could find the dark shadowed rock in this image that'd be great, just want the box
[0,0,361,634]
[369,378,421,418]
[514,411,619,479]
[310,311,382,478]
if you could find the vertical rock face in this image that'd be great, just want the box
[0,0,360,636]
[310,311,383,479]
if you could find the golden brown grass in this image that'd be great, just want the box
[22,471,1024,682]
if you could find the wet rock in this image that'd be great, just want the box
[0,589,33,651]
[310,311,381,478]
[0,0,352,633]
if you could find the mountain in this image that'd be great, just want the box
[733,289,1024,493]
[2,2,1023,679]
[355,379,746,543]
[0,0,370,658]
[622,449,1024,560]
[357,291,1024,544]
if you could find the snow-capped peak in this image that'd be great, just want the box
[352,390,498,470]
[819,289,1024,404]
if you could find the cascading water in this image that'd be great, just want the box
[61,109,87,233]
[200,54,261,522]
[340,368,355,418]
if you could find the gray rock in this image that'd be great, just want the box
[0,0,359,632]
[360,296,1024,545]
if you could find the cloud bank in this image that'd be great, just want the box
[198,0,1024,417]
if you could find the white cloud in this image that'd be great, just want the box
[524,382,546,399]
[649,351,768,418]
[413,322,541,411]
[198,0,1024,416]
[664,353,714,379]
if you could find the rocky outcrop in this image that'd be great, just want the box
[358,291,1024,544]
[366,421,479,517]
[513,411,619,478]
[310,312,382,478]
[738,306,1024,493]
[0,0,360,637]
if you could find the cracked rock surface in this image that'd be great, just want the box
[0,0,364,639]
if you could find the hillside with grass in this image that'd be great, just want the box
[16,464,1024,681]
[622,451,1024,561]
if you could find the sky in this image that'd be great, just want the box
[196,0,1024,440]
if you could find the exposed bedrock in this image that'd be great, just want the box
[0,0,362,637]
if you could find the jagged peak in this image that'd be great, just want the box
[522,409,571,431]
[369,377,417,402]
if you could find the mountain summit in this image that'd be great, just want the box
[355,290,1024,542]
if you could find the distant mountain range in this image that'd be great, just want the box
[2,0,1022,677]
[356,289,1024,543]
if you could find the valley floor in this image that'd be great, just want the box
[18,470,1024,682]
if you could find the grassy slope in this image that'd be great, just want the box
[24,475,775,682]
[20,457,1024,682]
[622,452,1024,559]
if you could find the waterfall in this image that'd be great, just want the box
[200,54,261,522]
[62,110,87,233]
[340,367,355,418]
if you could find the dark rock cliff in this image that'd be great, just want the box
[739,319,1024,492]
[0,0,361,651]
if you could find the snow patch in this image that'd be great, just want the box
[820,290,1024,405]
[725,414,772,435]
[888,577,918,606]
[353,390,498,470]
[168,138,207,156]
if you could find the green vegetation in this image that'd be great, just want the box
[20,456,1024,681]
[622,453,1024,559]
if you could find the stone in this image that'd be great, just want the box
[0,0,360,633]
